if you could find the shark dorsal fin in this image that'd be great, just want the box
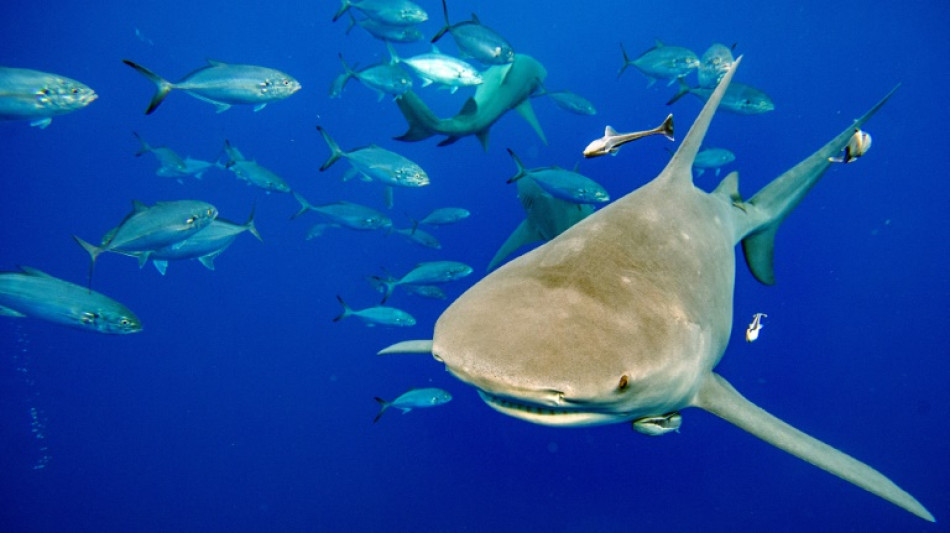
[660,56,742,187]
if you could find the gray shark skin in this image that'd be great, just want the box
[381,59,932,521]
[394,54,546,151]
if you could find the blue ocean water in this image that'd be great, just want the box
[1,0,947,531]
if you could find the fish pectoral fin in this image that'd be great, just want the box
[253,103,267,112]
[30,117,52,129]
[0,305,27,318]
[376,339,434,355]
[152,260,168,276]
[514,100,547,145]
[691,373,935,522]
[214,102,232,113]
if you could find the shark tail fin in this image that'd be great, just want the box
[373,397,391,423]
[316,126,346,170]
[394,91,439,142]
[617,42,632,79]
[737,84,900,285]
[431,0,451,43]
[505,148,528,183]
[693,373,934,522]
[122,60,173,115]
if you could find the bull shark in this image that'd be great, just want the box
[487,177,593,271]
[379,59,932,521]
[393,54,547,151]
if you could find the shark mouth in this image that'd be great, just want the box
[476,390,623,427]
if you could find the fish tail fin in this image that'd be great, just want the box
[316,126,345,170]
[72,235,103,288]
[291,192,314,220]
[344,11,357,34]
[243,205,263,242]
[693,373,934,522]
[430,0,451,43]
[368,276,397,304]
[657,113,675,141]
[504,148,528,183]
[373,397,391,423]
[666,78,691,106]
[394,91,439,142]
[736,84,899,285]
[617,42,632,79]
[331,0,351,22]
[333,295,351,322]
[329,54,355,98]
[132,131,150,156]
[122,60,173,115]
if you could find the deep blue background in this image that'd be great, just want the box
[1,1,947,531]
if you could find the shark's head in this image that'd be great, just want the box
[433,242,711,427]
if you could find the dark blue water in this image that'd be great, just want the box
[1,1,947,531]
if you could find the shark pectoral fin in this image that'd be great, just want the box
[377,339,434,355]
[487,219,543,271]
[0,305,26,317]
[741,224,778,285]
[514,100,547,144]
[692,373,935,522]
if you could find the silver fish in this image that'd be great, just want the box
[401,284,447,300]
[537,89,597,116]
[431,0,514,65]
[125,209,262,275]
[0,67,97,128]
[74,199,218,280]
[693,147,736,177]
[123,59,300,114]
[373,387,452,422]
[134,131,187,173]
[369,261,473,302]
[222,140,293,193]
[317,126,429,192]
[333,0,428,26]
[391,225,441,249]
[418,207,470,226]
[506,149,608,204]
[333,295,416,327]
[292,192,392,231]
[346,12,424,42]
[698,43,735,89]
[330,53,412,101]
[667,79,774,115]
[618,40,700,86]
[583,114,675,158]
[388,43,482,93]
[0,266,141,334]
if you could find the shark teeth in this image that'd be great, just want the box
[477,390,574,416]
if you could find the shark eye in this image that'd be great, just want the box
[618,375,629,391]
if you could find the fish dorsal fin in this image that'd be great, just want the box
[430,44,441,54]
[470,12,481,24]
[131,200,149,213]
[659,56,742,187]
[459,97,478,116]
[18,266,53,278]
[654,38,665,47]
[604,125,618,137]
[206,59,227,67]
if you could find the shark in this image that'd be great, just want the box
[393,54,547,151]
[379,59,933,521]
[487,177,593,272]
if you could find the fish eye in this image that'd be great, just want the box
[186,216,195,224]
[120,318,130,326]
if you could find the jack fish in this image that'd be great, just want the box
[0,67,97,128]
[122,59,300,114]
[0,266,141,334]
